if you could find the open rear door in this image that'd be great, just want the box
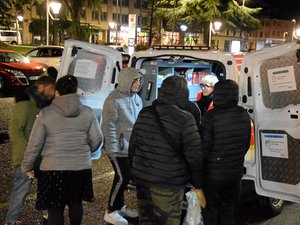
[58,39,122,159]
[241,42,300,203]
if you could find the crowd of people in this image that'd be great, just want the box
[4,68,251,225]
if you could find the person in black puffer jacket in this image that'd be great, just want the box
[129,76,204,225]
[200,79,251,225]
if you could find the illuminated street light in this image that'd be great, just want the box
[180,25,188,32]
[209,21,222,48]
[292,19,296,41]
[16,15,23,45]
[46,0,61,45]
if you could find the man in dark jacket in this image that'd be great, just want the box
[5,76,55,225]
[200,79,251,225]
[129,76,205,225]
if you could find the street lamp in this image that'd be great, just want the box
[180,25,188,45]
[292,19,296,41]
[16,15,23,45]
[180,25,188,32]
[46,0,61,45]
[109,22,117,44]
[209,21,222,48]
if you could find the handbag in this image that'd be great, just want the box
[183,190,204,225]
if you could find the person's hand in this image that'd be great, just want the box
[26,170,35,179]
[193,188,206,208]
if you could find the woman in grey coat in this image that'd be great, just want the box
[21,75,102,225]
[102,67,144,225]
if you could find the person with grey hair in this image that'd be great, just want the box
[196,74,219,116]
[21,75,102,225]
[102,67,144,225]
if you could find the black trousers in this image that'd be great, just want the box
[202,180,241,225]
[107,157,131,212]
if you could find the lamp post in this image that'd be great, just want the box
[109,22,117,44]
[209,21,222,49]
[292,19,296,41]
[180,25,187,45]
[16,15,23,45]
[46,0,61,45]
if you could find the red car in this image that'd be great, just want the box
[0,49,48,93]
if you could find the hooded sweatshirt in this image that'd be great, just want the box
[200,79,251,184]
[102,67,143,157]
[21,94,102,172]
[129,76,204,189]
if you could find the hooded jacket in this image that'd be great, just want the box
[200,79,251,184]
[21,94,102,172]
[102,67,143,157]
[129,76,204,189]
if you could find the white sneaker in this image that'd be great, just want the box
[104,210,128,225]
[118,205,138,218]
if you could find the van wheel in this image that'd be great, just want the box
[258,197,286,217]
[11,41,17,45]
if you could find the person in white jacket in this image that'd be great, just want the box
[21,75,102,225]
[102,67,144,225]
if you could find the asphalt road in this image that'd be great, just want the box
[1,97,300,225]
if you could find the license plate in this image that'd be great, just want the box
[29,76,40,80]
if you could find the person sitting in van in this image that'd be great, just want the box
[196,74,219,116]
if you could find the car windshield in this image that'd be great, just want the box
[0,51,29,63]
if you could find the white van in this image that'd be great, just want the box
[58,40,300,215]
[0,30,22,45]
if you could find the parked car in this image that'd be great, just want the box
[25,46,63,72]
[0,49,47,93]
[107,45,128,53]
[0,30,22,45]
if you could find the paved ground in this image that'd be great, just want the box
[1,97,300,225]
[0,140,138,225]
[0,97,138,225]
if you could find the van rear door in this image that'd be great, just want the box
[57,39,122,159]
[240,42,300,203]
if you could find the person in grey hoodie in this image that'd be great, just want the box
[102,67,144,225]
[21,75,102,225]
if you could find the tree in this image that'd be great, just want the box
[0,0,32,29]
[61,0,102,41]
[224,0,262,33]
[152,0,262,46]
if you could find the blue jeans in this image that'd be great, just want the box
[5,166,33,223]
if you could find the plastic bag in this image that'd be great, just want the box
[183,190,204,225]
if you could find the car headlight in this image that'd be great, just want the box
[4,68,26,77]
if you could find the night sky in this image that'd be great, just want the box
[248,0,300,21]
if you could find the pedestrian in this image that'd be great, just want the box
[5,76,55,225]
[200,79,251,225]
[196,74,219,116]
[102,67,144,225]
[21,75,102,225]
[129,76,206,225]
